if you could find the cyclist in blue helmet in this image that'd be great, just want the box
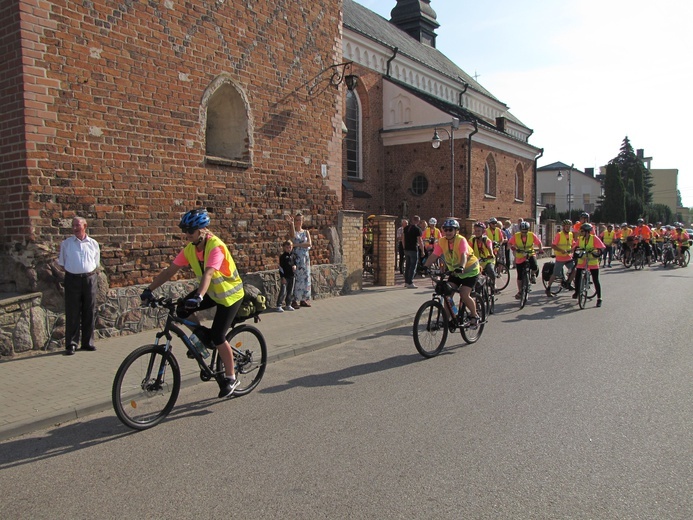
[140,208,245,398]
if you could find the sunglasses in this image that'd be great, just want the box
[181,227,196,235]
[443,227,456,232]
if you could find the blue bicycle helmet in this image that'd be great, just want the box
[442,218,459,229]
[179,208,210,232]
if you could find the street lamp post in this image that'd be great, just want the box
[432,118,460,217]
[557,163,574,218]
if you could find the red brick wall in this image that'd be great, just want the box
[0,1,29,242]
[3,0,345,287]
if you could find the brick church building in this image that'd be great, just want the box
[342,0,542,228]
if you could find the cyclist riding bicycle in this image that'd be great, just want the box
[672,223,690,261]
[470,221,496,288]
[572,223,604,307]
[545,219,575,297]
[508,221,542,300]
[423,218,481,329]
[140,208,245,398]
[486,217,506,258]
[633,218,653,263]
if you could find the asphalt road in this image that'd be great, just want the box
[0,264,691,519]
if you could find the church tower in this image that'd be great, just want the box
[389,0,440,48]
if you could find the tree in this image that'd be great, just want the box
[600,163,626,223]
[605,136,654,222]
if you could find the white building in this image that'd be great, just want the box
[537,161,602,215]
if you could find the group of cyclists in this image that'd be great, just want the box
[410,212,690,318]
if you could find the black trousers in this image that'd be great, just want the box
[64,272,98,349]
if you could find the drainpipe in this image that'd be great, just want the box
[458,83,469,107]
[466,119,478,219]
[533,148,544,224]
[386,47,399,77]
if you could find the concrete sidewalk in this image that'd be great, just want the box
[0,274,438,441]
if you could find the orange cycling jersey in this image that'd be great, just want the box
[634,225,652,241]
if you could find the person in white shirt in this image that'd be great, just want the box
[58,217,100,355]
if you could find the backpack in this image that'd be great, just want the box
[542,261,554,282]
[236,283,267,322]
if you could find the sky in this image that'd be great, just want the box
[358,0,693,207]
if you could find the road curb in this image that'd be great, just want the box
[0,315,413,441]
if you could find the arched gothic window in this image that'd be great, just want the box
[204,80,249,164]
[515,164,524,200]
[346,90,362,179]
[484,154,497,196]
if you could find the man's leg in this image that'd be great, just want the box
[63,274,80,352]
[80,274,98,349]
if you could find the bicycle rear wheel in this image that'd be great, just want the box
[461,293,485,344]
[112,344,180,430]
[681,249,690,267]
[413,300,448,358]
[218,325,267,396]
[494,263,510,291]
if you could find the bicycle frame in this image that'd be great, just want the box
[150,298,246,382]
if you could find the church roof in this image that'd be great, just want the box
[344,0,526,128]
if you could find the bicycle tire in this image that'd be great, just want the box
[520,269,529,309]
[578,272,589,309]
[494,263,510,291]
[682,250,690,267]
[623,253,633,268]
[112,344,181,430]
[461,292,485,344]
[487,281,495,315]
[413,300,448,358]
[218,325,268,396]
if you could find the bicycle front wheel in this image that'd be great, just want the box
[494,263,510,291]
[681,249,690,267]
[413,300,448,358]
[578,273,589,309]
[220,325,268,396]
[461,293,485,344]
[520,271,529,309]
[112,344,180,430]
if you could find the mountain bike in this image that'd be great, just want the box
[661,239,675,267]
[492,242,510,292]
[474,269,495,316]
[112,297,267,430]
[632,243,646,270]
[514,248,540,309]
[574,248,599,309]
[542,258,575,296]
[412,271,486,358]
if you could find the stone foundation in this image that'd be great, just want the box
[0,263,347,359]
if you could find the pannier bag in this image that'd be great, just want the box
[542,261,554,282]
[236,283,267,322]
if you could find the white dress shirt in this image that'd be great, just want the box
[58,235,100,274]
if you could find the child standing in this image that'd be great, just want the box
[277,240,296,312]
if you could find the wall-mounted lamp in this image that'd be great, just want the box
[556,163,574,215]
[308,62,359,96]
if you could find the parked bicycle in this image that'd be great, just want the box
[412,271,486,358]
[112,297,267,430]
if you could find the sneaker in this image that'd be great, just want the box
[545,288,555,298]
[571,292,578,299]
[405,283,418,289]
[514,293,521,300]
[218,377,239,398]
[596,299,602,308]
[285,305,295,311]
[469,316,480,330]
[276,306,284,313]
[530,274,537,284]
